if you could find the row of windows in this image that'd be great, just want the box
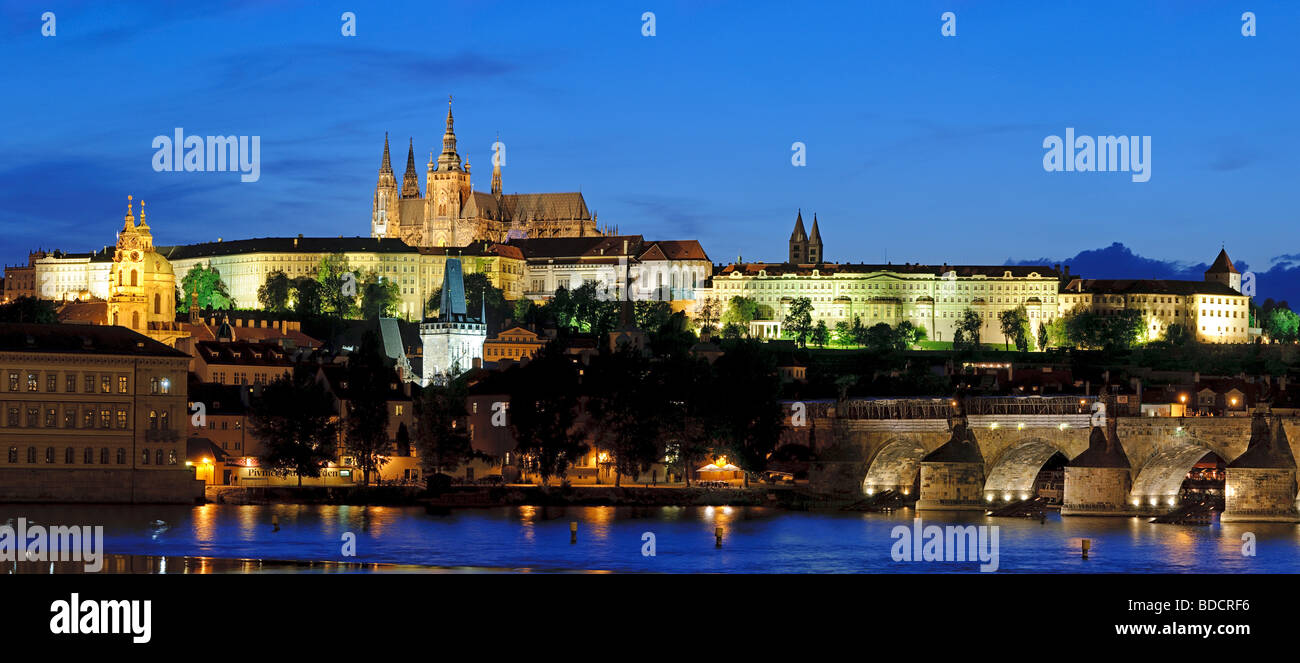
[3,372,174,395]
[3,406,172,429]
[5,446,176,465]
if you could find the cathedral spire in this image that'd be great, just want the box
[491,132,503,197]
[401,138,421,198]
[380,132,393,174]
[438,95,462,171]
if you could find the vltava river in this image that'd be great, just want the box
[2,504,1296,573]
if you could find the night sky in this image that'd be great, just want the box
[2,1,1297,301]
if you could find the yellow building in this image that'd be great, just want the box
[0,323,200,503]
[483,326,547,363]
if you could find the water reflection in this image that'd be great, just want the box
[0,504,1295,573]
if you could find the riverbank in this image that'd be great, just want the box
[206,484,843,508]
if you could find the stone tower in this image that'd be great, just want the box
[371,133,399,238]
[1222,410,1299,522]
[788,210,808,264]
[808,213,823,264]
[427,97,473,247]
[1204,247,1241,293]
[419,256,486,385]
[916,399,986,511]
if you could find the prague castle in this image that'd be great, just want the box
[371,99,603,248]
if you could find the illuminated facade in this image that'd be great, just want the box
[1057,250,1251,344]
[371,100,604,247]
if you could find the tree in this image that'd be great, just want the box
[811,320,830,348]
[696,296,722,335]
[291,277,323,317]
[864,322,896,354]
[0,296,58,323]
[707,341,783,486]
[413,380,474,477]
[179,263,233,311]
[1265,308,1300,343]
[722,296,759,334]
[1036,321,1050,350]
[1061,309,1144,351]
[507,347,587,484]
[1160,323,1193,347]
[429,272,509,326]
[895,320,926,349]
[341,332,394,485]
[257,270,291,313]
[634,300,673,332]
[850,315,868,347]
[316,253,359,318]
[833,320,852,347]
[953,309,982,351]
[784,297,814,348]
[998,305,1032,352]
[359,271,401,319]
[583,348,664,486]
[248,368,338,486]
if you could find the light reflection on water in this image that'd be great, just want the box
[0,504,1296,573]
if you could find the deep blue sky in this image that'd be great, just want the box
[2,1,1297,299]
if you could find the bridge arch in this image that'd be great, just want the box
[1131,442,1224,508]
[862,438,927,496]
[982,437,1070,500]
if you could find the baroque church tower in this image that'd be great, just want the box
[108,196,182,345]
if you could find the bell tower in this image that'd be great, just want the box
[426,96,473,246]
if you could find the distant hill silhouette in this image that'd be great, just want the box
[1007,242,1297,308]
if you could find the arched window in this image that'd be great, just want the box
[141,449,150,465]
[131,312,140,329]
[149,410,158,429]
[168,450,178,465]
[112,311,120,326]
[45,447,54,463]
[84,448,93,464]
[160,410,170,429]
[154,293,161,315]
[156,450,164,466]
[116,448,126,465]
[7,447,16,463]
[130,269,138,287]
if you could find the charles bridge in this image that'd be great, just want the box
[784,396,1300,521]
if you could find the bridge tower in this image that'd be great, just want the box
[916,402,986,511]
[1062,401,1133,516]
[1221,410,1299,523]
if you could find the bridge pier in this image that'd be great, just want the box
[916,414,986,511]
[1222,415,1299,523]
[1062,409,1133,517]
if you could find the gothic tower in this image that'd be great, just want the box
[426,97,473,247]
[788,210,808,264]
[401,138,421,199]
[808,213,823,264]
[371,133,399,238]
